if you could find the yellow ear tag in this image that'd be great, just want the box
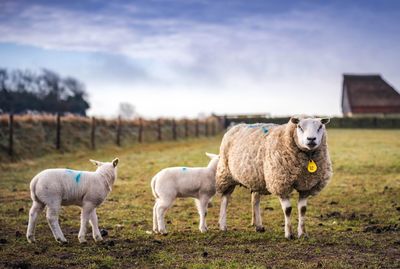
[307,160,317,173]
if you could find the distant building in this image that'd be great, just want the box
[342,74,400,117]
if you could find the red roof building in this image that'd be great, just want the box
[342,74,400,117]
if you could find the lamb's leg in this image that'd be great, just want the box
[153,200,159,233]
[279,197,294,239]
[219,193,231,231]
[156,198,172,235]
[89,209,102,242]
[26,201,45,243]
[46,204,67,243]
[251,192,265,232]
[297,194,308,238]
[195,197,209,233]
[78,203,94,243]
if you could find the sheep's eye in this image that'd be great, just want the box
[297,125,303,132]
[318,125,323,132]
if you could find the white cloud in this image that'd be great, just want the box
[0,1,399,117]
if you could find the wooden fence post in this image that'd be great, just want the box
[8,114,13,157]
[205,120,209,136]
[91,116,96,150]
[116,116,122,146]
[195,119,199,137]
[172,119,177,140]
[157,119,162,141]
[212,120,216,135]
[56,113,61,150]
[138,118,143,143]
[184,119,189,138]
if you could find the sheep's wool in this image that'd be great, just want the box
[216,121,332,197]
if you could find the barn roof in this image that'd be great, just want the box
[342,74,400,114]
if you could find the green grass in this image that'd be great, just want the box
[0,129,399,268]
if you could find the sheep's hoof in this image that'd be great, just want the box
[255,226,265,233]
[78,237,87,244]
[219,225,228,232]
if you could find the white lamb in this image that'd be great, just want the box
[26,158,119,244]
[151,152,219,234]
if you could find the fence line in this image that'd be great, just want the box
[1,114,223,160]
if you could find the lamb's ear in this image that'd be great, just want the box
[290,117,300,124]
[205,152,219,159]
[112,158,119,167]
[90,159,101,166]
[320,118,330,125]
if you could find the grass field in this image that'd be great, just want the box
[0,129,399,268]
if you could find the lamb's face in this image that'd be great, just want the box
[291,117,330,151]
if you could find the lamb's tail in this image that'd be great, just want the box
[151,175,159,199]
[29,175,41,203]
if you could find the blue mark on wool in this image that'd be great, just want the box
[182,167,187,172]
[247,124,271,134]
[75,172,82,183]
[65,169,82,183]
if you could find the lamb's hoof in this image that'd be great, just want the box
[78,237,87,244]
[159,230,168,236]
[27,235,35,243]
[255,226,265,233]
[285,234,295,240]
[94,235,103,242]
[199,227,208,233]
[298,232,308,239]
[56,238,68,244]
[219,225,228,232]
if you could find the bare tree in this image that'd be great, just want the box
[118,102,136,119]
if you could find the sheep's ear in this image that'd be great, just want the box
[205,152,219,159]
[90,159,101,166]
[112,158,119,167]
[320,118,330,125]
[290,117,300,124]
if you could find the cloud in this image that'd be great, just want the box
[0,1,399,116]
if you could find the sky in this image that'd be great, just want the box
[0,0,400,118]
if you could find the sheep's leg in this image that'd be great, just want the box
[78,203,94,243]
[89,209,102,242]
[46,204,67,243]
[156,199,172,235]
[153,200,159,233]
[195,197,209,233]
[26,201,45,243]
[297,195,308,238]
[251,192,265,232]
[279,197,294,239]
[219,193,231,231]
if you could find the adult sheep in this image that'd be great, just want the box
[216,117,332,239]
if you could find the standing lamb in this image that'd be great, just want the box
[216,117,332,239]
[26,158,119,244]
[151,153,219,234]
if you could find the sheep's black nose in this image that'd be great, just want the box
[307,137,316,141]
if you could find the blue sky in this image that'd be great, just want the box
[1,0,399,118]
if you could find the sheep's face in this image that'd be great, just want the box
[291,117,330,151]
